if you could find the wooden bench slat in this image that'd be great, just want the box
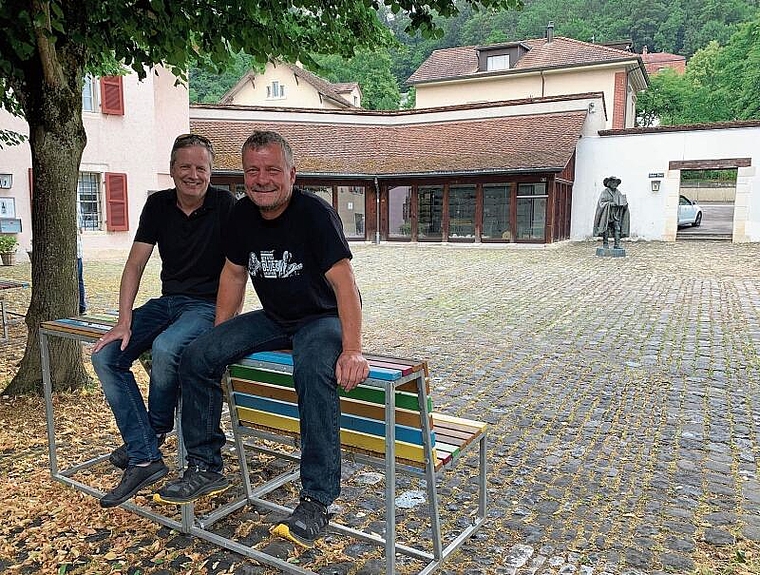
[232,379,431,430]
[234,395,433,446]
[229,365,432,412]
[239,351,405,382]
[237,407,435,467]
[433,412,488,433]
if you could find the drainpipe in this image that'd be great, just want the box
[540,70,545,97]
[374,177,380,244]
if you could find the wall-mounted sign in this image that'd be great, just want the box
[0,218,22,233]
[0,174,12,189]
[648,172,664,179]
[0,197,15,218]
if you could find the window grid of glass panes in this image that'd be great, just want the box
[78,172,102,231]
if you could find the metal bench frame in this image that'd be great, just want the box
[40,318,487,575]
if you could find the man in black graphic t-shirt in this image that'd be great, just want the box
[157,131,369,549]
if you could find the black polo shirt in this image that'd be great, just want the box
[134,186,236,299]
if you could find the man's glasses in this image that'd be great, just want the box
[172,133,214,152]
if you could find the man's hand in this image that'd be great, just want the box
[335,350,369,392]
[93,323,131,353]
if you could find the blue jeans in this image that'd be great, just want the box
[180,311,343,506]
[91,295,216,466]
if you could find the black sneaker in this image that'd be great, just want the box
[109,433,166,469]
[99,459,168,508]
[153,466,229,505]
[270,496,329,548]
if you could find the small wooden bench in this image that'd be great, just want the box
[40,316,488,575]
[225,350,487,575]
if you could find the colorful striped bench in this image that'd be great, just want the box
[226,350,488,575]
[40,315,488,575]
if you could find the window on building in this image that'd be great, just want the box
[516,182,547,240]
[82,75,97,112]
[302,185,333,206]
[78,172,102,230]
[266,81,285,99]
[337,185,365,239]
[482,183,511,240]
[417,185,443,240]
[448,184,476,240]
[388,186,412,238]
[486,54,509,71]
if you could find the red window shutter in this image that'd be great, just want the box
[100,76,124,115]
[105,172,129,231]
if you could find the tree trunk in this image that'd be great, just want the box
[2,51,91,395]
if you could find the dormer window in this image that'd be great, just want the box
[487,54,510,71]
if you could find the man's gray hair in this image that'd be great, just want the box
[170,133,215,168]
[242,131,294,167]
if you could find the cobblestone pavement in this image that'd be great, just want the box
[3,239,760,574]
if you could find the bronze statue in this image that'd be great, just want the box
[593,176,630,249]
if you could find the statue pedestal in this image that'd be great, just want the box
[596,247,626,257]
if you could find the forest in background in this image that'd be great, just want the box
[190,0,760,124]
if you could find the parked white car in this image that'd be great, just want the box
[678,195,703,227]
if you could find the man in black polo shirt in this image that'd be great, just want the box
[156,130,369,549]
[91,134,235,508]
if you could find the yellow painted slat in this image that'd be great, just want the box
[236,406,435,464]
[434,412,488,433]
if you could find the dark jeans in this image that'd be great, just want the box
[77,258,86,314]
[91,295,216,466]
[180,311,342,506]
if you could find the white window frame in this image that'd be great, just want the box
[486,54,510,71]
[82,75,98,112]
[266,81,285,100]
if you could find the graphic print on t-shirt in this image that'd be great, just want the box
[248,250,303,279]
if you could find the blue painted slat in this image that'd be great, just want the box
[233,392,432,446]
[241,351,403,381]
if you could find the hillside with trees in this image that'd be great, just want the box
[190,0,760,120]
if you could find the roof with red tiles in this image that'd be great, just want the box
[191,111,587,177]
[407,36,643,85]
[641,50,686,75]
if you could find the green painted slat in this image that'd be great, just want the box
[229,364,433,412]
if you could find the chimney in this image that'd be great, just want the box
[642,45,648,55]
[546,21,554,43]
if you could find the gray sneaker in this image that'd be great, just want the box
[153,466,229,505]
[270,496,329,548]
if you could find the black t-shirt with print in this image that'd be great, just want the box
[134,186,236,299]
[224,188,352,330]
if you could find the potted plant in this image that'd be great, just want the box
[0,233,18,265]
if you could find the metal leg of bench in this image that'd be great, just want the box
[385,380,397,575]
[417,371,444,562]
[41,330,59,475]
[1,299,8,340]
[479,432,487,518]
[225,371,255,501]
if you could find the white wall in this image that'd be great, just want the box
[415,64,627,129]
[573,126,760,242]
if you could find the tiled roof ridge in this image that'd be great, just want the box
[285,63,357,108]
[545,36,636,57]
[192,91,604,117]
